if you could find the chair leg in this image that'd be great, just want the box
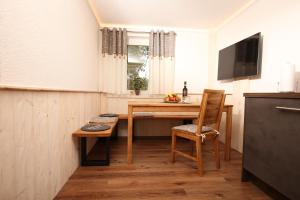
[196,137,204,176]
[213,137,220,169]
[171,130,176,163]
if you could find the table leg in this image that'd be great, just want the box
[224,106,233,161]
[127,105,133,164]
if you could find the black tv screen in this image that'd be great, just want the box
[217,33,262,80]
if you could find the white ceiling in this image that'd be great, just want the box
[93,0,253,29]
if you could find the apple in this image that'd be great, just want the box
[164,94,180,102]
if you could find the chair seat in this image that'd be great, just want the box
[173,124,217,134]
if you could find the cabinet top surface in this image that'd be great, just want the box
[244,93,300,99]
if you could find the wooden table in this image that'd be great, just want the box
[73,120,118,166]
[127,102,233,164]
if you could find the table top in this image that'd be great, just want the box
[128,101,233,107]
[128,101,199,107]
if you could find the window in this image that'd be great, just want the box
[127,45,149,91]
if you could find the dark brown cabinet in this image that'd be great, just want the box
[243,93,300,200]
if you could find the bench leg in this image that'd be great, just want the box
[80,137,87,166]
[80,137,110,166]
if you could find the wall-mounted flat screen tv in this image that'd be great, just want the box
[217,32,262,80]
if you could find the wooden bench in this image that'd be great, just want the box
[73,114,198,166]
[73,119,118,166]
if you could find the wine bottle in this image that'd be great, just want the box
[182,81,188,98]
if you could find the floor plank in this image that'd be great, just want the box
[55,138,271,200]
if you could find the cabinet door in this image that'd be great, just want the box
[244,98,300,200]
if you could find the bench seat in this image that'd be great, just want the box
[73,121,117,137]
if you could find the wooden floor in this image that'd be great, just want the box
[55,138,271,200]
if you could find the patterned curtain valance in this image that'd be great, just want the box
[149,31,176,58]
[101,27,127,56]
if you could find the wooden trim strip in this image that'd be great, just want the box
[0,84,100,93]
[87,0,102,26]
[0,85,232,95]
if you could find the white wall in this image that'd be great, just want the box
[209,0,300,152]
[174,30,210,93]
[0,0,99,91]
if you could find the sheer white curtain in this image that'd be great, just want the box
[99,28,127,94]
[148,31,176,94]
[99,56,127,94]
[149,57,175,94]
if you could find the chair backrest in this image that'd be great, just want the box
[196,89,226,134]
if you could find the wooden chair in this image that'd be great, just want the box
[171,89,226,175]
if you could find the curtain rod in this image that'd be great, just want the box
[99,29,150,34]
[98,29,176,35]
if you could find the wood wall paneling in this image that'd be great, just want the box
[0,90,101,200]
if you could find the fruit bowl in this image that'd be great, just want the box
[163,93,181,103]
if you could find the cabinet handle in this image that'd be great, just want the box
[275,106,300,112]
